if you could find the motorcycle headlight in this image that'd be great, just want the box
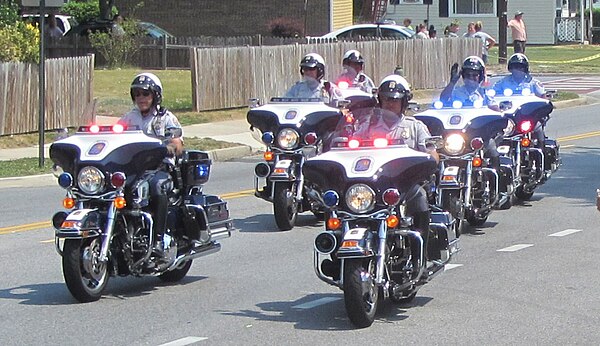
[77,166,105,194]
[504,119,516,136]
[345,184,375,214]
[444,133,465,155]
[277,128,299,149]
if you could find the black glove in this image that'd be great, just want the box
[450,63,460,83]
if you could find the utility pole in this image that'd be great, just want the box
[498,0,507,64]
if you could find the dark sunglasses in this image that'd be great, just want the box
[133,90,152,97]
[302,67,318,71]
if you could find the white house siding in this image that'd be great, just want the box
[385,0,556,44]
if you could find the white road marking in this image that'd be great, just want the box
[497,244,534,252]
[159,337,208,346]
[549,229,582,237]
[445,264,463,270]
[292,297,340,309]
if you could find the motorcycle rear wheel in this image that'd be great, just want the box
[158,260,192,282]
[273,183,298,231]
[343,258,378,328]
[62,238,109,303]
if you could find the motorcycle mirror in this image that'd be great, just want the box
[499,101,513,111]
[336,99,351,109]
[248,98,260,108]
[425,136,444,150]
[407,101,420,112]
[545,89,557,99]
[165,127,183,138]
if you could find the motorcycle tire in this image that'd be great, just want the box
[273,183,298,231]
[343,258,378,328]
[466,214,488,227]
[62,238,109,303]
[158,260,192,282]
[515,185,534,201]
[441,190,466,237]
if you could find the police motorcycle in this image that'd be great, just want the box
[492,87,560,201]
[415,99,511,234]
[49,124,233,302]
[303,109,459,328]
[247,97,342,230]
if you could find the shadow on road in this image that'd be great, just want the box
[218,292,435,330]
[0,275,207,305]
[234,213,323,233]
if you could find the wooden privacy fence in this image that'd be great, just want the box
[46,35,318,69]
[0,55,94,136]
[190,38,481,111]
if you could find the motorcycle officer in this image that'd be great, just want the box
[440,55,499,111]
[285,53,343,104]
[334,49,376,93]
[493,53,547,150]
[439,56,507,203]
[493,53,545,97]
[119,72,183,253]
[355,74,439,278]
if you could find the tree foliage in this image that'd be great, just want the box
[63,0,117,24]
[0,1,39,63]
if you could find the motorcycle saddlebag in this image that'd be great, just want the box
[184,193,230,226]
[543,139,559,170]
[181,150,212,186]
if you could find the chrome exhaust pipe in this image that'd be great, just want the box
[167,242,221,271]
[209,226,231,241]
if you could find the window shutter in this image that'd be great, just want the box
[439,0,449,17]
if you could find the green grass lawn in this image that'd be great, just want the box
[486,44,600,74]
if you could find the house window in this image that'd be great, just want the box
[394,0,424,4]
[452,0,495,15]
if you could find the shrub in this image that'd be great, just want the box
[268,17,304,38]
[0,1,20,27]
[88,18,143,68]
[0,21,39,63]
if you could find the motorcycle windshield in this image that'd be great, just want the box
[304,107,437,194]
[247,99,342,140]
[415,105,508,143]
[496,95,553,123]
[50,130,167,182]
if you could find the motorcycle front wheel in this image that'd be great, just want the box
[515,185,534,200]
[441,189,466,236]
[343,258,378,328]
[273,183,298,231]
[62,238,109,303]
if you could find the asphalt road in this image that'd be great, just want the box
[0,101,599,345]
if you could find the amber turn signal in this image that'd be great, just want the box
[386,215,399,228]
[327,218,341,230]
[114,196,126,209]
[62,197,75,209]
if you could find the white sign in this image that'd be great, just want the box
[21,0,66,7]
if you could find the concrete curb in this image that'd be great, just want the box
[553,95,599,109]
